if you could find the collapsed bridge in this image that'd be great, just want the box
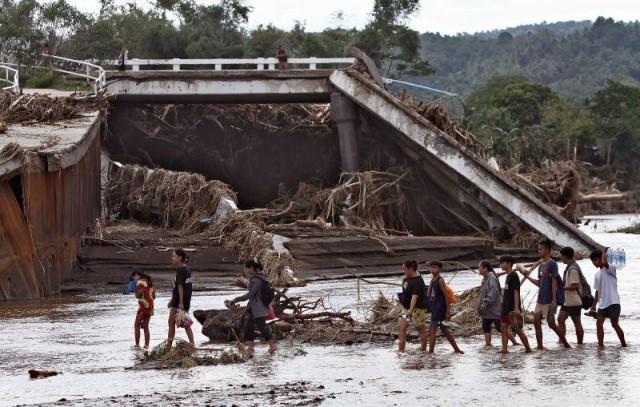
[0,54,600,300]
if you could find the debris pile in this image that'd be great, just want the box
[271,171,410,233]
[105,164,237,232]
[104,164,303,286]
[207,211,299,286]
[0,90,105,124]
[401,95,487,158]
[137,339,249,369]
[507,160,640,219]
[194,287,488,348]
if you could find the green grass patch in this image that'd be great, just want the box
[613,223,640,234]
[24,70,93,92]
[24,70,57,88]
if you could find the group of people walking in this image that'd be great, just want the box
[399,238,627,354]
[130,240,626,356]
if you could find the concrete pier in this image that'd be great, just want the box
[330,92,359,172]
[0,113,102,300]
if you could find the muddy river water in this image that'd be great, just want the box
[1,214,639,406]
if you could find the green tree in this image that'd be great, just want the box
[356,0,433,77]
[589,80,640,171]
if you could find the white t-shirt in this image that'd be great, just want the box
[594,265,620,309]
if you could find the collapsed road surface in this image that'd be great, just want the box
[0,54,600,300]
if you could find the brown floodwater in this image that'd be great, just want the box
[1,214,639,406]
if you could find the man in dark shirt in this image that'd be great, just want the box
[167,249,195,350]
[398,260,428,352]
[499,255,532,354]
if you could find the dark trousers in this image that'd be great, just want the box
[244,316,273,341]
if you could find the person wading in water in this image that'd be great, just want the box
[519,239,571,350]
[397,260,428,352]
[166,249,195,350]
[230,260,277,354]
[427,261,464,354]
[478,260,518,347]
[498,256,532,354]
[558,246,585,345]
[590,248,626,348]
[133,270,155,349]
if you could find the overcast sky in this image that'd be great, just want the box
[65,0,639,35]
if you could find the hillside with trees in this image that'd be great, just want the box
[419,17,640,100]
[2,1,639,190]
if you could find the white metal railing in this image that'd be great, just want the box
[0,64,19,92]
[106,57,355,72]
[43,54,106,94]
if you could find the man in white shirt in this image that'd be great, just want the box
[590,249,626,348]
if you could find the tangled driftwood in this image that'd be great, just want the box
[105,164,302,286]
[105,164,237,232]
[137,339,249,369]
[0,91,105,124]
[270,171,410,233]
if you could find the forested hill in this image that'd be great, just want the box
[417,18,640,100]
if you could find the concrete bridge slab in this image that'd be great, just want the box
[106,70,335,104]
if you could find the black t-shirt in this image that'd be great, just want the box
[501,271,521,315]
[170,266,193,311]
[401,275,427,310]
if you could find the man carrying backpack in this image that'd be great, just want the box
[230,260,277,354]
[558,247,586,344]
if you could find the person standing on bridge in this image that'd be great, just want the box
[118,48,128,71]
[276,46,288,70]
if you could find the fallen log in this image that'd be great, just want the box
[577,191,637,203]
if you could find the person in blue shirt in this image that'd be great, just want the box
[520,239,571,350]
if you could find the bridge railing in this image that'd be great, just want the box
[0,64,19,93]
[106,57,355,72]
[43,54,106,94]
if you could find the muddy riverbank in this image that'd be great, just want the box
[1,214,639,406]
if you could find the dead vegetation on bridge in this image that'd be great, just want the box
[0,91,105,125]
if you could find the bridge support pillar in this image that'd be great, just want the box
[331,92,359,172]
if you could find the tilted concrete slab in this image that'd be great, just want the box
[0,112,101,180]
[106,70,335,104]
[329,70,600,253]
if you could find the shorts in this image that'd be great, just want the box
[534,303,557,324]
[597,304,621,320]
[560,305,582,317]
[402,308,427,328]
[482,318,501,334]
[500,311,524,331]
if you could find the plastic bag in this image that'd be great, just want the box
[175,309,194,329]
[267,304,276,320]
